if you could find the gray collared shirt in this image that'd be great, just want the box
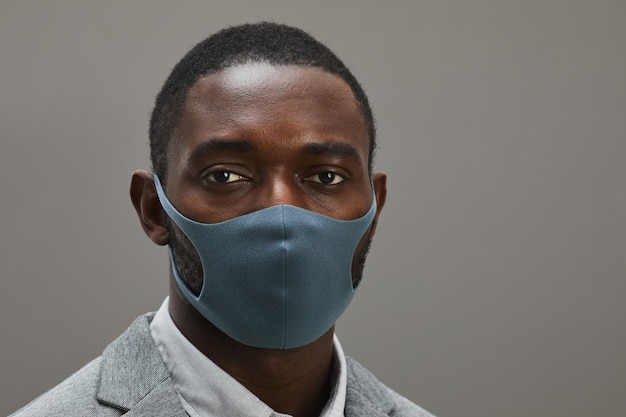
[150,298,347,417]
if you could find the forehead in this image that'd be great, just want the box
[172,63,368,153]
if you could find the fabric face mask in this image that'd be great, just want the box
[154,175,377,349]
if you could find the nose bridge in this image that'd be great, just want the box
[262,173,305,209]
[270,177,301,207]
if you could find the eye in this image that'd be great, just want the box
[205,170,248,183]
[308,171,345,185]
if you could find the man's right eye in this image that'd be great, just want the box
[205,170,247,183]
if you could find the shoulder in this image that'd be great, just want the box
[9,313,158,417]
[345,356,436,417]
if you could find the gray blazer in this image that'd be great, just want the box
[11,314,434,417]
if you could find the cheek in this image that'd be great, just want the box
[169,188,246,224]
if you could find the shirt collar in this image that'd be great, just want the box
[150,298,347,417]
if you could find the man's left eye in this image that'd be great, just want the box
[308,172,344,185]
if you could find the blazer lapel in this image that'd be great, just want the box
[122,382,188,417]
[95,313,187,417]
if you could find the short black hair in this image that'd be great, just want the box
[149,22,376,183]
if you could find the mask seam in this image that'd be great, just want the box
[281,205,287,349]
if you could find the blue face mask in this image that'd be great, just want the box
[154,175,377,349]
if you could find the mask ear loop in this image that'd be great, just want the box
[153,173,206,298]
[352,224,375,289]
[351,175,378,291]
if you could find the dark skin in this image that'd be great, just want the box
[130,63,387,417]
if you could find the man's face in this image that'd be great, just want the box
[162,63,381,293]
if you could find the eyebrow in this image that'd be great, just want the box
[301,142,359,159]
[187,138,255,163]
[186,138,360,164]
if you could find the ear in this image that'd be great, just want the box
[370,171,387,236]
[130,170,170,246]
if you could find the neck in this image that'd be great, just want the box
[168,280,335,417]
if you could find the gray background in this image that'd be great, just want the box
[1,1,624,416]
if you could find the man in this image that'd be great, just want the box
[11,23,434,417]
